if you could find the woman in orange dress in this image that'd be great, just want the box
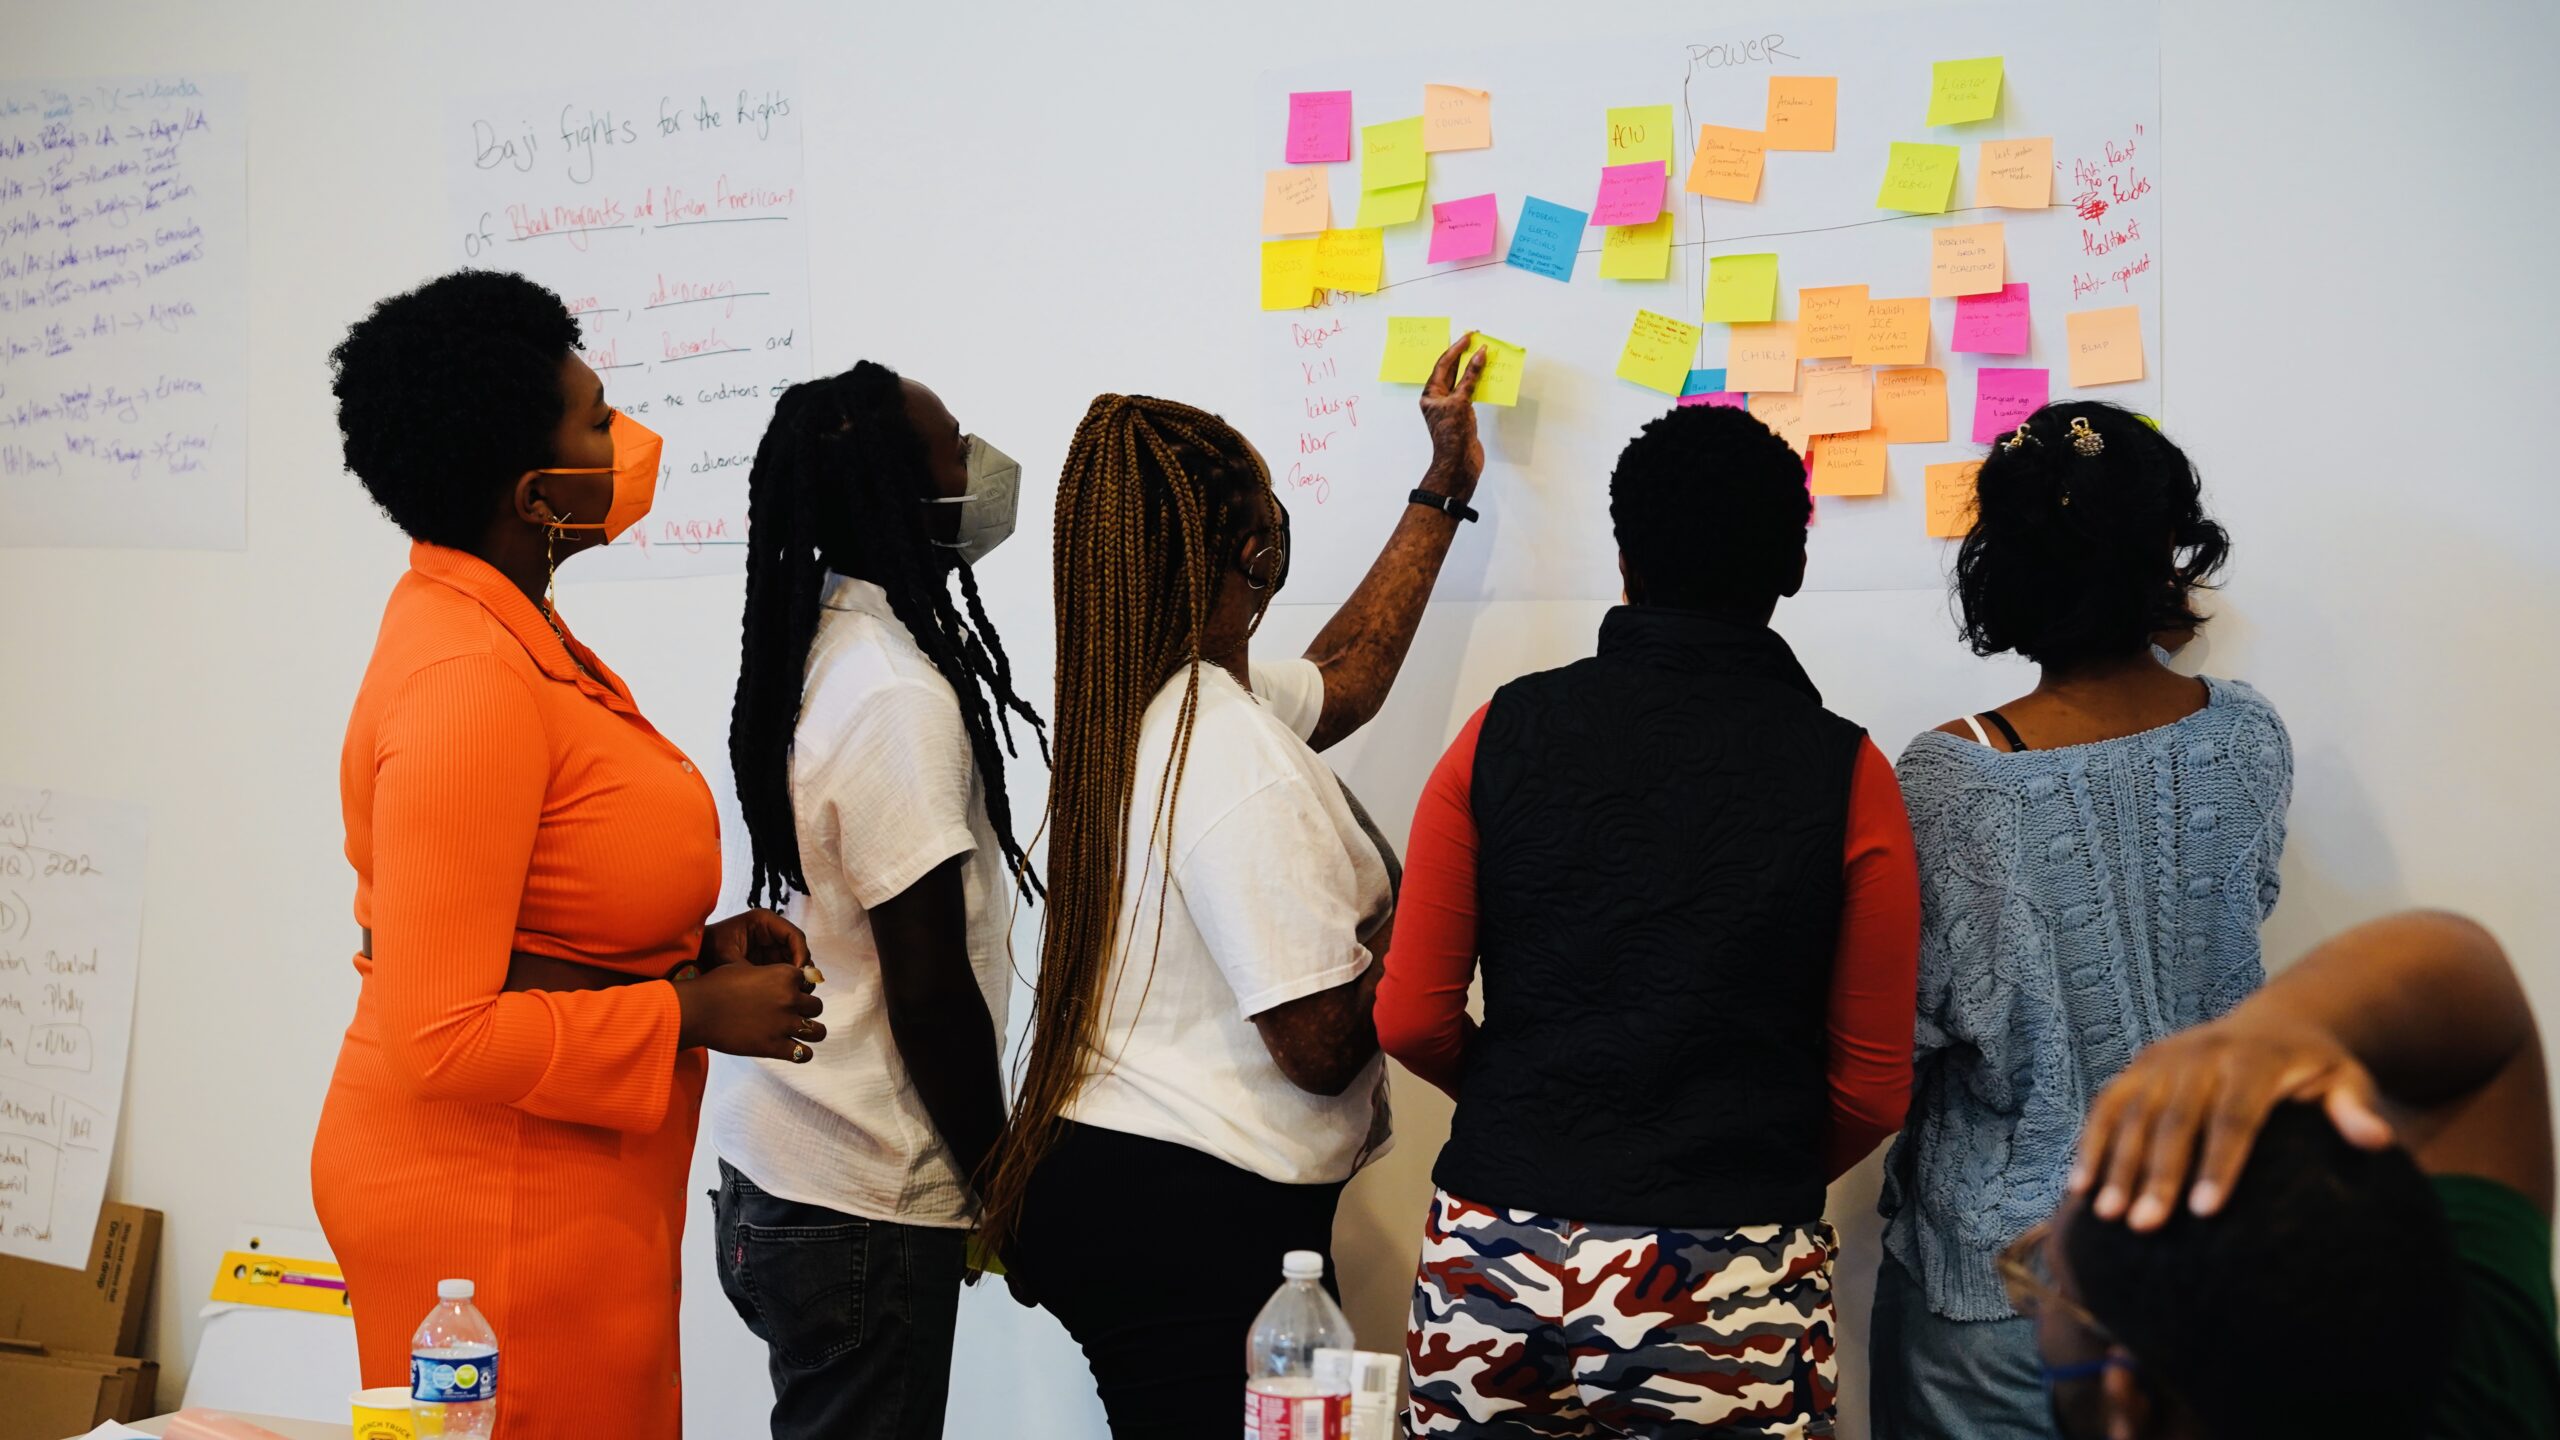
[310,270,823,1438]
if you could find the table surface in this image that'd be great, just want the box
[133,1414,353,1439]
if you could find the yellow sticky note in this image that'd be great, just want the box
[1748,391,1810,456]
[1312,228,1384,294]
[1423,85,1492,152]
[1362,117,1425,191]
[1703,253,1780,323]
[1599,210,1674,280]
[1617,309,1703,396]
[1459,333,1526,407]
[1877,142,1961,214]
[1799,284,1868,359]
[1976,137,2053,209]
[1926,460,1981,537]
[1927,57,2004,126]
[1355,181,1427,228]
[1765,76,1837,152]
[1803,363,1873,435]
[1607,105,1674,169]
[1727,321,1799,393]
[1874,366,1949,444]
[1930,221,2006,298]
[1810,428,1888,495]
[2067,305,2146,386]
[1262,167,1330,236]
[1855,298,1931,366]
[1381,316,1453,384]
[1684,124,1767,203]
[1260,238,1318,310]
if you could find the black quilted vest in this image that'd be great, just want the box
[1433,606,1865,1228]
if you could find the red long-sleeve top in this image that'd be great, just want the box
[1377,705,1921,1181]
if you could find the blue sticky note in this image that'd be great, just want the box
[1504,196,1588,282]
[1681,368,1728,396]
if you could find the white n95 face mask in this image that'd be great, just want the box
[924,434,1021,566]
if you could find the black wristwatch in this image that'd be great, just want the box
[1409,488,1479,523]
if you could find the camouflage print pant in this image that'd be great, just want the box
[1405,1190,1839,1437]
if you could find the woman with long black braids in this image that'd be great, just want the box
[709,360,1045,1440]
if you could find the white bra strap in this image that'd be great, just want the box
[1961,714,1993,747]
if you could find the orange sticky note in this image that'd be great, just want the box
[1684,124,1767,203]
[1726,321,1799,393]
[1874,367,1949,444]
[1810,428,1888,496]
[2067,305,2146,385]
[1802,363,1873,435]
[1748,391,1811,456]
[1976,137,2053,209]
[1765,76,1836,152]
[1930,222,2005,297]
[1423,85,1492,152]
[1926,460,1982,537]
[1855,298,1930,366]
[1799,284,1868,359]
[1262,167,1331,236]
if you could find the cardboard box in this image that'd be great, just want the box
[0,1345,159,1440]
[0,1201,163,1357]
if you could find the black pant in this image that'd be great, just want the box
[1014,1121,1347,1439]
[712,1161,969,1440]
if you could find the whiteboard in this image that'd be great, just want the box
[1256,2,2160,602]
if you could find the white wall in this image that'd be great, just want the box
[6,1,2557,1436]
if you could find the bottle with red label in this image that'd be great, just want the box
[1245,1249,1354,1439]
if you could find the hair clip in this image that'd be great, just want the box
[2068,416,2103,456]
[2001,421,2036,452]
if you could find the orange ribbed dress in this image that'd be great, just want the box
[312,543,719,1439]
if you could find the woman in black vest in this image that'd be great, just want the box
[1379,404,1922,1437]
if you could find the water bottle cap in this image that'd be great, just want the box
[1282,1250,1324,1281]
[437,1278,475,1301]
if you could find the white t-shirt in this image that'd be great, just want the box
[707,574,1015,1228]
[1061,656,1394,1185]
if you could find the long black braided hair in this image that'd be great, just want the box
[730,360,1047,909]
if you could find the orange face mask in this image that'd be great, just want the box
[536,410,664,542]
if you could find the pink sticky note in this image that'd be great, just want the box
[1971,367,2050,444]
[1953,282,2032,355]
[1591,161,1668,227]
[1428,193,1500,263]
[1286,91,1354,164]
[1676,391,1749,409]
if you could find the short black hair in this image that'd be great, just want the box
[1953,400,2228,666]
[1609,404,1809,612]
[2065,1102,2457,1438]
[329,270,583,548]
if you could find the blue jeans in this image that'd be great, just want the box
[712,1161,969,1440]
[1868,1254,2056,1440]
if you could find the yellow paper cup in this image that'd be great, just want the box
[351,1386,416,1440]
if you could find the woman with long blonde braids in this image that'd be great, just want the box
[984,336,1490,1435]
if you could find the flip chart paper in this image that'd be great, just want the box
[1684,124,1767,202]
[1381,317,1453,383]
[1810,428,1888,495]
[1428,193,1500,262]
[1926,57,2004,125]
[1703,253,1781,323]
[1505,197,1587,281]
[1261,238,1319,309]
[1856,298,1931,366]
[1952,282,2032,354]
[1765,76,1837,151]
[1606,104,1675,168]
[1926,460,1982,537]
[1727,322,1800,393]
[1616,310,1703,395]
[1312,227,1385,293]
[1976,136,2053,208]
[1287,90,1354,163]
[1972,366,2050,443]
[1799,284,1869,359]
[1362,116,1425,190]
[1423,84,1491,151]
[1930,222,2006,297]
[1263,167,1330,234]
[1803,363,1875,435]
[1874,367,1950,443]
[1877,141,1960,213]
[1598,211,1675,280]
[1459,333,1527,406]
[2066,305,2145,385]
[1355,180,1426,227]
[1593,161,1668,226]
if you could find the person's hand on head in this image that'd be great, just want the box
[1418,332,1488,500]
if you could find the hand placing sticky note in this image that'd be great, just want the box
[1925,460,1981,537]
[1459,333,1526,406]
[1599,210,1674,280]
[1976,137,2053,209]
[1682,368,1728,396]
[1617,309,1703,396]
[1810,428,1888,495]
[1428,193,1499,263]
[1856,298,1930,366]
[1727,321,1799,393]
[1749,391,1811,455]
[1261,238,1318,310]
[1930,221,2006,297]
[1356,181,1426,227]
[1802,363,1874,435]
[1765,76,1836,152]
[1381,316,1453,384]
[1972,366,2050,444]
[1312,227,1384,294]
[1423,84,1492,152]
[1952,283,2031,354]
[1874,366,1949,443]
[2066,305,2145,386]
[1703,253,1780,323]
[1592,161,1667,227]
[1263,167,1330,236]
[1684,125,1767,202]
[1926,57,2004,126]
[1505,197,1587,282]
[1362,117,1425,191]
[1606,105,1674,168]
[1799,284,1868,358]
[1877,142,1961,214]
[1286,91,1353,164]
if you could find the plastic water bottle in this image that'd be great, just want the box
[410,1278,498,1437]
[1245,1250,1354,1439]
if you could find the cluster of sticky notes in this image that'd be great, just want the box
[1616,309,1703,395]
[1459,332,1527,406]
[1428,194,1499,263]
[1703,253,1780,323]
[1380,316,1452,383]
[1271,84,1503,305]
[1506,197,1586,282]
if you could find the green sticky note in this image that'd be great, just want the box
[1926,57,2003,125]
[1362,116,1426,191]
[1354,180,1427,227]
[1616,309,1702,396]
[1380,316,1452,383]
[1606,104,1674,169]
[1599,210,1674,280]
[1701,252,1780,323]
[1458,333,1526,407]
[1877,141,1961,213]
